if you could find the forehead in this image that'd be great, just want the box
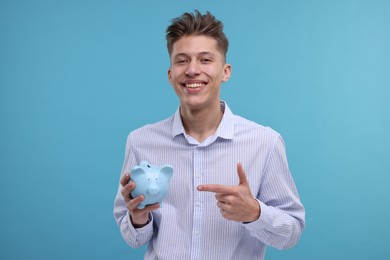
[171,35,222,58]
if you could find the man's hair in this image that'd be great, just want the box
[166,10,229,60]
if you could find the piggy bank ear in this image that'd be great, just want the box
[160,165,173,179]
[131,166,145,179]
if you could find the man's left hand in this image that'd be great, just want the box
[197,163,261,222]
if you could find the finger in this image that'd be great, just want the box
[121,181,135,202]
[127,194,145,210]
[216,200,227,209]
[237,162,248,186]
[142,203,160,212]
[215,193,231,203]
[130,199,160,212]
[215,193,223,202]
[120,172,131,187]
[197,184,235,194]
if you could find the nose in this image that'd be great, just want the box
[147,184,160,196]
[185,60,201,77]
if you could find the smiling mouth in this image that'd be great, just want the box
[182,82,207,89]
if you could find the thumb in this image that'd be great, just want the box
[237,162,249,186]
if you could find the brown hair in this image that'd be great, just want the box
[166,10,229,60]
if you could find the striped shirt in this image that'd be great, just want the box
[114,101,305,260]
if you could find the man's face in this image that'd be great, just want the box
[168,35,231,111]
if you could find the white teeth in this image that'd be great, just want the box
[185,83,204,88]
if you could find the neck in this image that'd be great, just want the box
[180,101,223,143]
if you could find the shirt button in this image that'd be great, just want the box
[195,202,200,207]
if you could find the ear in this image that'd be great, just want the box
[168,68,172,85]
[222,63,232,82]
[131,167,145,179]
[160,165,173,179]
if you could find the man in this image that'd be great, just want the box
[114,10,305,259]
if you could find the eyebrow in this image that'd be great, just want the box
[173,51,215,59]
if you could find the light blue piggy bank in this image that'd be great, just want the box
[130,161,173,209]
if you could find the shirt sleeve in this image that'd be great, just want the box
[113,134,154,248]
[243,135,305,249]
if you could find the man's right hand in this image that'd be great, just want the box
[120,173,160,228]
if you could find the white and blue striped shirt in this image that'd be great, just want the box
[114,101,305,260]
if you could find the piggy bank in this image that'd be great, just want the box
[130,161,173,209]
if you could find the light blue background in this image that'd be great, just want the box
[1,1,389,259]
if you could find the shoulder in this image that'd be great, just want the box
[128,115,174,140]
[233,114,280,140]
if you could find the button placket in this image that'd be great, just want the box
[191,146,203,259]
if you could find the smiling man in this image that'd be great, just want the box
[168,34,231,143]
[114,10,305,260]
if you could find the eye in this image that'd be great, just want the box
[176,59,187,65]
[200,58,212,64]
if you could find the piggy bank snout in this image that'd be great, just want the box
[146,183,160,196]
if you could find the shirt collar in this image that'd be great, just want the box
[172,101,234,140]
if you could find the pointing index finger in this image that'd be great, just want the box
[197,184,235,194]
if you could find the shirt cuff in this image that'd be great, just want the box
[243,199,273,231]
[127,211,153,234]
